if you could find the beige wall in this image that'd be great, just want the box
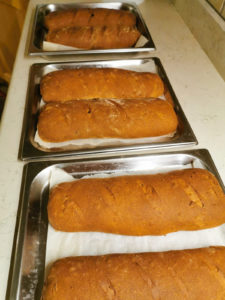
[0,0,28,82]
[222,5,225,17]
[208,0,224,12]
[171,0,225,80]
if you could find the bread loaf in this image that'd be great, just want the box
[48,168,225,235]
[37,99,178,142]
[46,25,140,49]
[42,247,225,300]
[40,68,164,103]
[45,8,136,31]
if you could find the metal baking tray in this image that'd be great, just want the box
[19,57,197,160]
[28,2,155,58]
[6,149,225,299]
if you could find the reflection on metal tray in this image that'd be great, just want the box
[28,2,155,57]
[6,149,225,299]
[19,57,197,160]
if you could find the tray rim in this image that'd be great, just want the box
[6,148,225,299]
[19,56,198,161]
[28,1,156,56]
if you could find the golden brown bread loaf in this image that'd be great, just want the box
[46,25,140,49]
[40,68,164,103]
[42,247,225,300]
[48,168,225,235]
[45,8,137,31]
[37,99,178,142]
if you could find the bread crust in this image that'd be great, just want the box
[45,8,137,31]
[40,68,164,103]
[46,25,140,49]
[47,168,225,235]
[42,247,225,300]
[37,99,178,142]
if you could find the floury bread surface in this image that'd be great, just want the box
[42,247,225,300]
[44,8,137,31]
[46,25,140,49]
[37,99,178,142]
[40,68,164,103]
[48,169,225,235]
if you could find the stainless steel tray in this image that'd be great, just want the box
[28,2,155,57]
[19,57,197,160]
[7,149,225,299]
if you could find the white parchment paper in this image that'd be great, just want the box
[45,167,225,269]
[35,131,175,150]
[42,34,148,51]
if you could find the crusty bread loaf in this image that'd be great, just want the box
[45,8,136,31]
[37,99,178,142]
[48,168,225,235]
[40,68,164,103]
[46,25,140,49]
[42,247,225,300]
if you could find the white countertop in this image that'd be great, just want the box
[0,0,225,298]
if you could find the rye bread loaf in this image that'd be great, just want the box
[37,99,178,142]
[46,25,140,49]
[40,68,164,103]
[45,8,137,31]
[42,247,225,300]
[48,168,225,235]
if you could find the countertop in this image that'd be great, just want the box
[0,0,225,298]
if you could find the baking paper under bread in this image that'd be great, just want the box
[42,34,148,51]
[35,130,176,150]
